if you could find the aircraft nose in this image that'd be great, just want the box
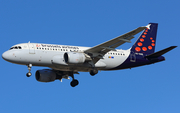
[2,51,8,60]
[2,51,11,61]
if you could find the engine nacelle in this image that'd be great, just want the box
[35,70,56,82]
[64,52,90,64]
[52,55,67,65]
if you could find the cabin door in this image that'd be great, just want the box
[28,43,35,54]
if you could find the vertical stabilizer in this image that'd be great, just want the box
[131,23,158,54]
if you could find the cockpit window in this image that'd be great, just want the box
[10,47,14,50]
[9,46,22,50]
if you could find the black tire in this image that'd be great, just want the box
[26,72,31,77]
[90,69,98,76]
[70,79,79,87]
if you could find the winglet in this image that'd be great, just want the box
[145,46,177,59]
[146,24,151,30]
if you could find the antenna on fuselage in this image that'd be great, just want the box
[28,41,30,43]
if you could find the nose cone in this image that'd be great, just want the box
[2,51,9,61]
[2,50,24,64]
[2,51,12,62]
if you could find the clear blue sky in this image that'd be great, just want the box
[0,0,180,113]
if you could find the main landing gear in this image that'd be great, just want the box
[69,72,79,87]
[90,69,98,76]
[68,69,98,87]
[70,79,79,87]
[69,69,98,87]
[26,64,32,77]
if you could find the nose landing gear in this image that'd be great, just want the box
[26,64,32,77]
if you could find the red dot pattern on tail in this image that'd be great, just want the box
[142,47,147,51]
[135,47,141,52]
[138,42,143,46]
[142,35,146,38]
[148,46,152,50]
[135,28,156,52]
[152,43,155,46]
[140,38,144,42]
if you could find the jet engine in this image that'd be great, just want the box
[35,70,56,82]
[64,52,91,64]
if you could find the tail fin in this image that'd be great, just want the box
[131,23,158,54]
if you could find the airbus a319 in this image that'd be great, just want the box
[2,23,177,87]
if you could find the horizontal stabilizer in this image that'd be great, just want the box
[145,46,177,58]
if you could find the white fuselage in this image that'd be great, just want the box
[3,43,130,72]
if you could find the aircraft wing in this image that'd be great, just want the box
[84,26,147,63]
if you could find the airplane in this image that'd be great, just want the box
[2,23,177,87]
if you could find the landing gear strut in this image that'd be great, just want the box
[26,64,32,77]
[69,72,79,87]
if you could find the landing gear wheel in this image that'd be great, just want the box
[26,72,32,77]
[90,69,98,76]
[70,79,79,87]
